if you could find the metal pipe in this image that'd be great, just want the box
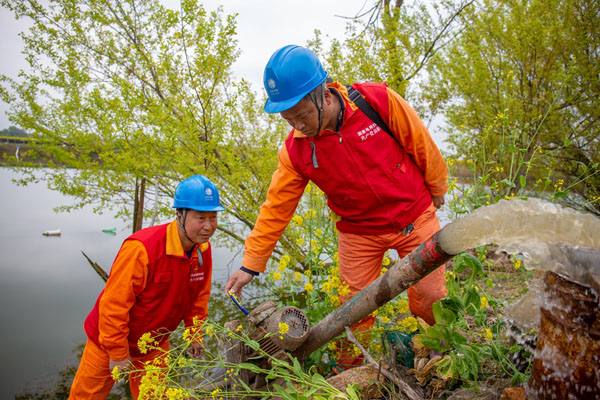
[292,231,454,360]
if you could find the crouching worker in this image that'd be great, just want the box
[69,175,225,399]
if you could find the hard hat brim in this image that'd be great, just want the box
[172,204,226,212]
[263,90,308,114]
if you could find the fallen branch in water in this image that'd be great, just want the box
[81,250,109,282]
[345,326,423,400]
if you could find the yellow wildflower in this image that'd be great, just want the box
[398,316,418,333]
[293,271,302,282]
[272,272,282,281]
[137,332,154,354]
[396,300,409,314]
[315,228,323,237]
[292,215,303,226]
[480,296,488,309]
[483,328,493,341]
[296,237,305,246]
[277,258,287,272]
[379,315,390,324]
[183,328,193,345]
[111,366,121,382]
[304,283,314,293]
[236,324,243,332]
[382,257,391,266]
[205,325,214,337]
[177,357,189,367]
[328,341,337,351]
[513,257,521,269]
[338,284,350,297]
[278,322,290,335]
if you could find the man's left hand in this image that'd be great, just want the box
[432,195,445,209]
[187,342,204,359]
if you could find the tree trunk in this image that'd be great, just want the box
[133,177,146,233]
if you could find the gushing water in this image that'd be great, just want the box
[439,198,600,291]
[438,198,600,399]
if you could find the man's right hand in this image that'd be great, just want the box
[225,269,255,299]
[109,356,132,373]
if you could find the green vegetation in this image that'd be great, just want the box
[0,126,28,138]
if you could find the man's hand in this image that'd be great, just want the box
[432,195,445,209]
[109,357,132,373]
[224,269,255,299]
[187,342,204,359]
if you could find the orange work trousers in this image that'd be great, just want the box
[338,203,447,323]
[69,338,169,399]
[334,204,446,370]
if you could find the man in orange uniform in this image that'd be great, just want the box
[225,45,448,366]
[69,175,225,399]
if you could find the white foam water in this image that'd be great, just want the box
[438,198,600,292]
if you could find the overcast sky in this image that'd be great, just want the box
[0,0,370,129]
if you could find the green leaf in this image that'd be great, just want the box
[554,190,568,198]
[274,384,295,400]
[237,362,264,374]
[519,175,526,187]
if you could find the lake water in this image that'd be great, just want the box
[0,168,242,398]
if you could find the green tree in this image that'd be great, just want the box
[0,1,262,240]
[0,126,28,137]
[311,0,472,118]
[0,0,334,265]
[425,0,600,213]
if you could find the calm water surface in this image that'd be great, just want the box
[0,168,241,398]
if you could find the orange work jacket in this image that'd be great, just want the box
[84,220,212,360]
[243,82,448,273]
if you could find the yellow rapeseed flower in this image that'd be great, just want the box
[396,300,409,314]
[398,316,418,333]
[292,215,303,226]
[277,259,287,272]
[205,325,214,337]
[111,366,121,382]
[304,282,314,293]
[483,328,493,341]
[480,296,488,309]
[137,332,154,354]
[278,322,289,335]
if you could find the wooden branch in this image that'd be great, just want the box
[81,250,109,282]
[345,326,423,400]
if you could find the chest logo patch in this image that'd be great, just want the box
[355,122,381,141]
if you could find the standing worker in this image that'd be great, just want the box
[69,175,225,399]
[225,45,448,366]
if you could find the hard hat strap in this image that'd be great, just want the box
[178,208,203,267]
[308,84,325,135]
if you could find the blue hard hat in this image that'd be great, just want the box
[263,45,328,114]
[172,175,225,212]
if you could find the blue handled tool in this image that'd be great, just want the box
[228,291,249,316]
